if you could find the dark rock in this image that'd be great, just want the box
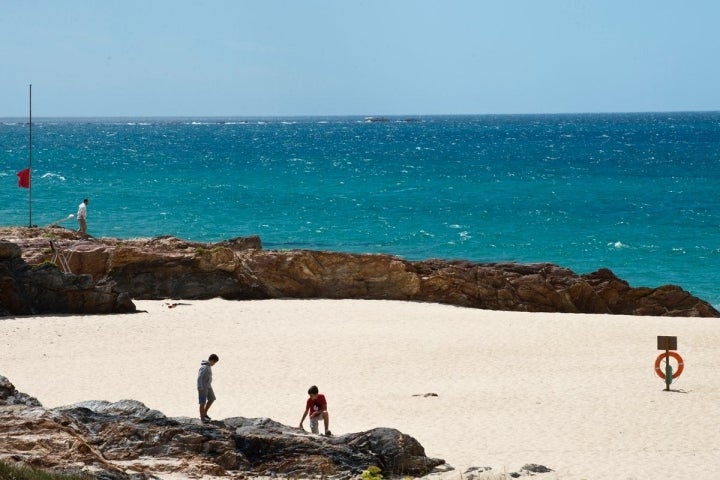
[231,418,445,476]
[0,377,445,478]
[464,466,493,479]
[0,241,22,259]
[0,375,41,407]
[522,463,553,473]
[227,417,444,476]
[0,236,135,316]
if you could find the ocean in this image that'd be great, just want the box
[2,113,719,307]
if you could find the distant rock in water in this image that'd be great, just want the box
[0,374,444,478]
[363,116,390,122]
[1,226,718,317]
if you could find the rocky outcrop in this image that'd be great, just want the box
[0,375,444,479]
[0,234,135,316]
[0,375,41,407]
[1,226,718,317]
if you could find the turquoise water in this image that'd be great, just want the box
[2,113,720,306]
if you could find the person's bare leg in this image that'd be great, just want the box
[323,412,330,435]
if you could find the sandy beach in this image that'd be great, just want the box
[1,299,719,479]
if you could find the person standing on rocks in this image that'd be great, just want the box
[197,354,219,423]
[299,385,331,436]
[77,198,89,235]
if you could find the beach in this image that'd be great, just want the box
[1,299,719,479]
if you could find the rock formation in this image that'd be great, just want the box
[0,375,444,479]
[0,235,135,316]
[1,226,718,317]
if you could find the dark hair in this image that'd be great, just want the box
[308,385,318,395]
[209,354,219,362]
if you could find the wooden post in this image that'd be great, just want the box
[664,347,670,391]
[657,336,677,391]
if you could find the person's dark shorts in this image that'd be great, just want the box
[198,387,216,404]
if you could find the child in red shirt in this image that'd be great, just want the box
[299,385,331,436]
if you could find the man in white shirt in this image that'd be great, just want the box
[77,198,89,234]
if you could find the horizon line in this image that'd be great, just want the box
[1,109,719,120]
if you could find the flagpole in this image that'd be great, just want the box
[28,84,33,227]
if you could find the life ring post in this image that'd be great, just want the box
[655,336,682,391]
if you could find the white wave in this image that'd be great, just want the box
[41,172,66,181]
[609,241,627,249]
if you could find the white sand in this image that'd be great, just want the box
[1,299,719,479]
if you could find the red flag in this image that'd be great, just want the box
[17,168,30,188]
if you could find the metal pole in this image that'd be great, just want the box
[28,84,33,227]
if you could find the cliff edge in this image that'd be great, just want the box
[1,226,717,317]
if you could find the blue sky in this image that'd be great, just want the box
[2,1,718,117]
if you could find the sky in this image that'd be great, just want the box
[1,1,719,117]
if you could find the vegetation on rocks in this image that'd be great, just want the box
[0,460,92,480]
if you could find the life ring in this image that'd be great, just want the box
[654,351,684,380]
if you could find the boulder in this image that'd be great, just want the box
[0,238,135,316]
[228,417,443,476]
[0,376,444,479]
[0,375,41,407]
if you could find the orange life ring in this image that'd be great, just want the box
[654,351,684,379]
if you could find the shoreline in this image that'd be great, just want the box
[2,298,719,479]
